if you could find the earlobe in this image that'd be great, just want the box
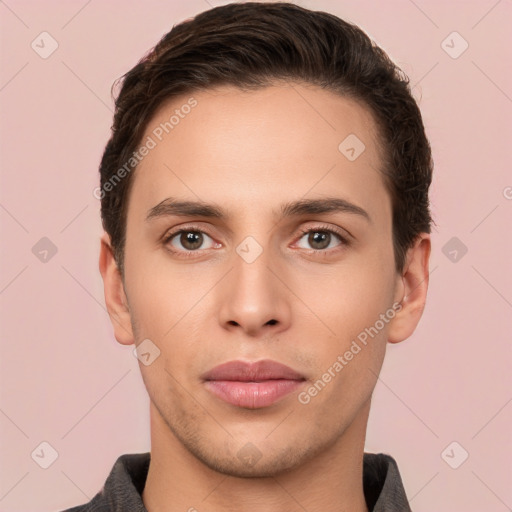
[387,233,431,344]
[98,233,135,345]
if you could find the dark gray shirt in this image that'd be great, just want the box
[60,452,412,511]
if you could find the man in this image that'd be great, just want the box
[64,2,433,510]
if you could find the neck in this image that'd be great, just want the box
[142,400,370,512]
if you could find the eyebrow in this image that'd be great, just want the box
[145,196,371,223]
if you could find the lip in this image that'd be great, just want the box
[202,359,306,409]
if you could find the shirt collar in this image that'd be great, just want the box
[65,451,411,511]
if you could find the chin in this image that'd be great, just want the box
[187,439,318,479]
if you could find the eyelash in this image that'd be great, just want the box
[162,224,350,257]
[296,225,350,250]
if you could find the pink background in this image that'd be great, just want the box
[1,1,511,510]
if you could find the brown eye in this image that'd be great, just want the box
[308,231,331,250]
[180,231,203,250]
[295,227,348,251]
[165,230,216,252]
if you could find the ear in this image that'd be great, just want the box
[387,233,431,344]
[98,232,135,345]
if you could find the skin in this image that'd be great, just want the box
[100,82,430,512]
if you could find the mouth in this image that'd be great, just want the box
[201,359,306,409]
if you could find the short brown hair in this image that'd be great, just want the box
[99,1,433,276]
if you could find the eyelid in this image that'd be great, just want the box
[162,224,217,246]
[162,222,351,256]
[293,224,350,249]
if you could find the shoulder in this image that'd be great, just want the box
[55,452,150,512]
[363,452,412,512]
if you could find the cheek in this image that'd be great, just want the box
[124,253,201,338]
[291,255,395,387]
[298,320,388,418]
[294,258,394,332]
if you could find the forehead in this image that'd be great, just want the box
[128,83,390,223]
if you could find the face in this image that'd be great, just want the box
[115,83,409,477]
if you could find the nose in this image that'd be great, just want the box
[218,245,291,337]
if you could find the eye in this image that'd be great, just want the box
[164,229,218,252]
[162,224,349,257]
[295,226,348,251]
